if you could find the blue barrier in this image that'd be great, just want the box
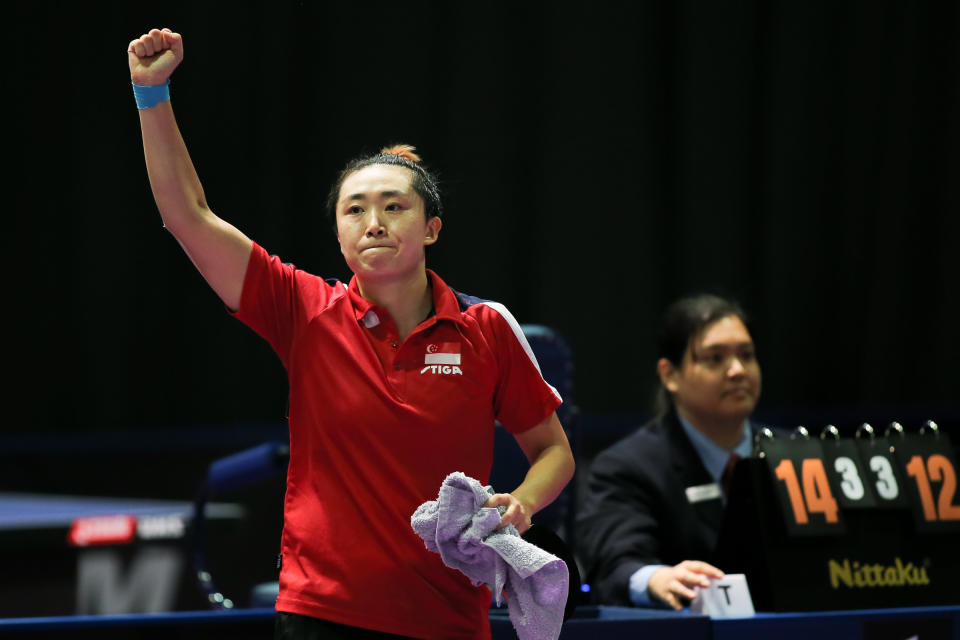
[203,441,288,494]
[1,605,956,639]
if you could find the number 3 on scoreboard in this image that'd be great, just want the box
[905,454,960,522]
[774,458,840,524]
[834,456,865,501]
[869,456,900,500]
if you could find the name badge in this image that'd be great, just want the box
[685,483,722,504]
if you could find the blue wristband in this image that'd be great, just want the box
[132,79,171,110]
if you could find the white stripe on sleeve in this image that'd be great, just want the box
[479,302,562,403]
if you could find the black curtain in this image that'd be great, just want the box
[6,1,958,433]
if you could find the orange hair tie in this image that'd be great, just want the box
[380,144,422,163]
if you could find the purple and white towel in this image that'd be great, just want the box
[411,471,568,640]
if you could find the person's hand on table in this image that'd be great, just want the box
[648,560,724,610]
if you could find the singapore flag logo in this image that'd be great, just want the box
[421,343,463,375]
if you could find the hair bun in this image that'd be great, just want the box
[380,144,422,163]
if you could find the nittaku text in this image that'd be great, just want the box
[828,557,930,589]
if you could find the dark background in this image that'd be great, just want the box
[5,1,958,441]
[1,0,958,617]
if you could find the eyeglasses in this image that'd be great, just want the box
[690,346,757,371]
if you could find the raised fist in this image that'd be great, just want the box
[128,28,183,86]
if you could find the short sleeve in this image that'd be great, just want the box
[479,302,563,434]
[231,243,338,367]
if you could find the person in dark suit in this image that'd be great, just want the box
[576,294,762,609]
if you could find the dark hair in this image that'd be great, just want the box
[325,144,442,231]
[653,294,750,418]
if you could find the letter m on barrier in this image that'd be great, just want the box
[75,547,184,614]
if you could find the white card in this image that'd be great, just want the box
[690,574,755,618]
[685,483,722,504]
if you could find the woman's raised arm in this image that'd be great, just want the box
[129,28,252,311]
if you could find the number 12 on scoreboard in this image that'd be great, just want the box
[891,433,960,533]
[905,454,960,523]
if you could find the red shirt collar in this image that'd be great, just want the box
[346,269,467,329]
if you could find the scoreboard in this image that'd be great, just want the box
[715,421,959,611]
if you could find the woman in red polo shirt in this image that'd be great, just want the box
[128,28,575,640]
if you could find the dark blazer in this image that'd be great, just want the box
[575,410,727,606]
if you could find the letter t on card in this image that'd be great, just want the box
[690,574,755,618]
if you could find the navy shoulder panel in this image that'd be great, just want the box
[452,289,490,313]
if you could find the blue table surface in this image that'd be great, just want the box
[0,492,241,529]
